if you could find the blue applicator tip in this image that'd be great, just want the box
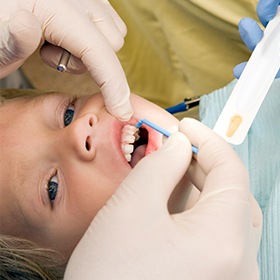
[135,119,171,137]
[135,119,198,154]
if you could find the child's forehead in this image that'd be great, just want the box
[1,91,67,111]
[1,92,43,107]
[1,90,68,103]
[0,93,63,136]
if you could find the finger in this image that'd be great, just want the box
[257,0,280,26]
[238,18,263,51]
[178,119,263,238]
[40,44,87,74]
[233,61,280,79]
[83,45,133,121]
[64,133,192,280]
[249,194,263,229]
[118,132,192,210]
[103,1,127,37]
[86,2,126,52]
[42,5,133,120]
[249,193,263,253]
[179,118,249,197]
[186,158,206,192]
[0,10,41,77]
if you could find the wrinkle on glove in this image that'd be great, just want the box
[199,78,280,280]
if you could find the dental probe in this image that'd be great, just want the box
[135,119,198,154]
[57,50,71,72]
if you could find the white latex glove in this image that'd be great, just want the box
[0,0,132,120]
[64,118,262,280]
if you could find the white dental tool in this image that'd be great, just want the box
[213,7,280,145]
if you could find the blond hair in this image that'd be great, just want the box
[0,234,66,280]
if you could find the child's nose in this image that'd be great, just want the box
[65,113,98,161]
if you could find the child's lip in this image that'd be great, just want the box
[141,124,163,156]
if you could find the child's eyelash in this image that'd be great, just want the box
[63,95,78,112]
[44,169,58,207]
[62,95,78,127]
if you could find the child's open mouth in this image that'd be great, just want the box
[121,124,161,168]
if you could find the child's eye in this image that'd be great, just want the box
[63,96,77,127]
[64,105,75,127]
[48,175,58,204]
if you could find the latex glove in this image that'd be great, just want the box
[0,0,132,120]
[64,118,262,280]
[233,0,280,78]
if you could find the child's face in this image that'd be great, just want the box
[0,92,179,257]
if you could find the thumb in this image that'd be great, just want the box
[0,10,41,77]
[79,131,193,260]
[64,133,192,280]
[117,132,192,210]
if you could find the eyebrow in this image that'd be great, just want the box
[16,153,32,189]
[32,92,68,129]
[14,96,59,222]
[13,153,42,230]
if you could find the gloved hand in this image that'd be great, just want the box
[0,0,132,120]
[234,0,280,78]
[64,118,262,280]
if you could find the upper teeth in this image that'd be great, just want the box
[121,124,140,162]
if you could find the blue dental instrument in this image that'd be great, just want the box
[135,119,198,154]
[166,97,200,114]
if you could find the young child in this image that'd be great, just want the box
[0,88,198,259]
[1,77,279,279]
